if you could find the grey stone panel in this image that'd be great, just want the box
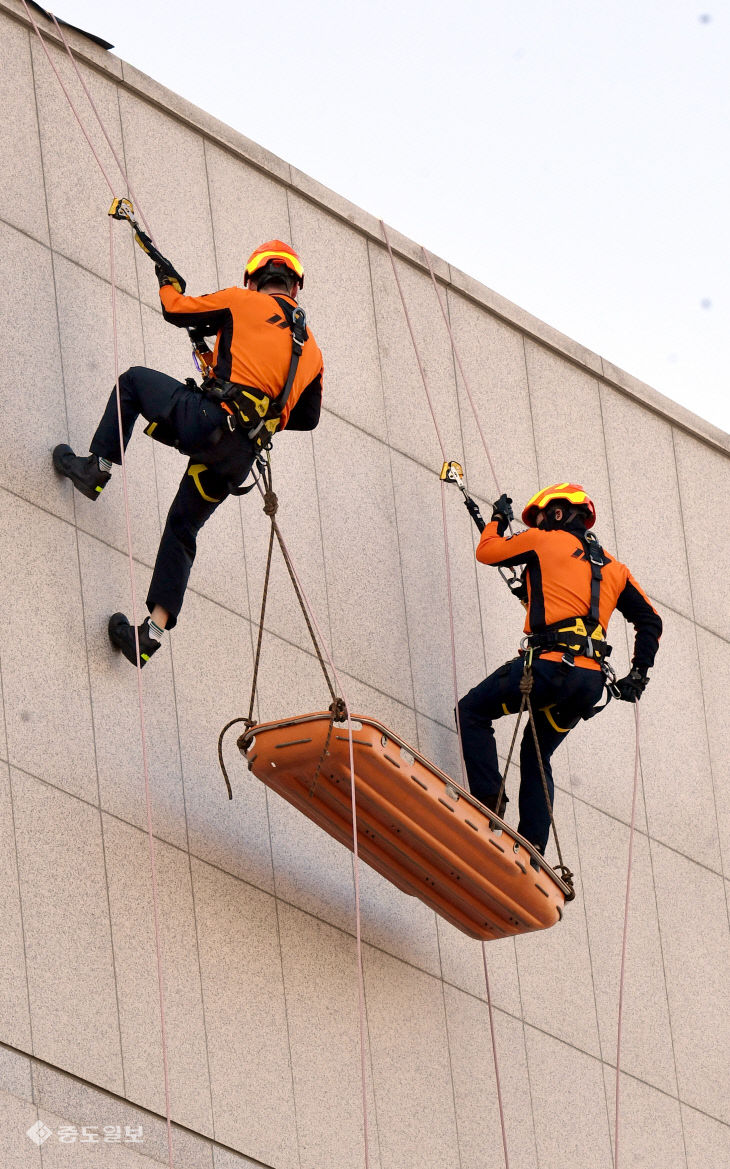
[53,255,164,569]
[11,770,124,1092]
[35,1105,212,1167]
[525,1027,612,1169]
[368,240,463,470]
[239,428,330,655]
[600,386,693,616]
[390,451,487,720]
[276,901,382,1169]
[0,1044,33,1101]
[444,287,539,508]
[523,339,617,547]
[0,762,31,1052]
[696,626,730,877]
[638,606,720,869]
[204,141,291,290]
[362,946,460,1169]
[288,192,389,441]
[191,857,298,1167]
[77,532,188,851]
[444,986,538,1169]
[0,16,48,242]
[31,1060,214,1168]
[514,798,603,1057]
[0,491,97,801]
[358,862,442,980]
[169,591,274,894]
[0,660,7,762]
[117,89,218,314]
[682,1103,730,1169]
[437,921,522,1016]
[576,802,677,1093]
[674,429,730,638]
[0,222,70,519]
[102,814,213,1135]
[652,842,730,1123]
[414,711,463,788]
[0,1086,42,1169]
[30,38,138,298]
[313,411,412,701]
[561,628,647,830]
[601,1067,686,1169]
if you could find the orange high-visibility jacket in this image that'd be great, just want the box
[476,521,662,670]
[159,285,323,430]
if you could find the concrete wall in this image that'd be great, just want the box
[1,2,729,1166]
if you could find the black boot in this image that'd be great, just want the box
[53,444,111,501]
[108,613,161,667]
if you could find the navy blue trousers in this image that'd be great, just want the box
[458,657,604,851]
[90,366,256,628]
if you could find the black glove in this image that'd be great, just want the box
[491,493,513,535]
[615,666,649,702]
[155,263,186,294]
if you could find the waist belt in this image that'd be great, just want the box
[203,381,282,450]
[526,617,612,665]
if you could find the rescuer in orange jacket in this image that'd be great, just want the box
[53,241,323,668]
[457,484,662,854]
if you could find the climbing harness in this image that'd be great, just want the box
[201,296,308,452]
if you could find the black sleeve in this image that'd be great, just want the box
[615,580,663,671]
[285,374,322,431]
[161,303,229,332]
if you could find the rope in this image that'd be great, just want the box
[22,8,175,1160]
[110,219,175,1169]
[614,702,641,1169]
[231,468,372,1168]
[420,246,502,495]
[380,219,510,1169]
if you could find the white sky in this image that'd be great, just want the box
[51,0,729,433]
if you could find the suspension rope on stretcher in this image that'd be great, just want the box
[380,218,511,1169]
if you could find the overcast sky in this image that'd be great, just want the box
[51,0,729,433]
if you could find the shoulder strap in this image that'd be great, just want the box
[270,296,308,416]
[581,530,606,625]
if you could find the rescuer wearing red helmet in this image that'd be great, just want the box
[53,240,323,667]
[457,483,662,855]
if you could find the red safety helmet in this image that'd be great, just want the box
[522,483,596,528]
[243,240,304,289]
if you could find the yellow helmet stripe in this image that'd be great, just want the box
[246,249,303,278]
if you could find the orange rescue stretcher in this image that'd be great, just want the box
[238,712,572,941]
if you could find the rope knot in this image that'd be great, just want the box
[519,668,534,695]
[556,865,575,901]
[263,489,278,516]
[329,697,348,722]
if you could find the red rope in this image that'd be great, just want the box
[380,220,510,1168]
[22,5,176,1161]
[614,702,642,1169]
[420,246,502,495]
[253,478,372,1168]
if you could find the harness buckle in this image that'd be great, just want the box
[226,413,236,433]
